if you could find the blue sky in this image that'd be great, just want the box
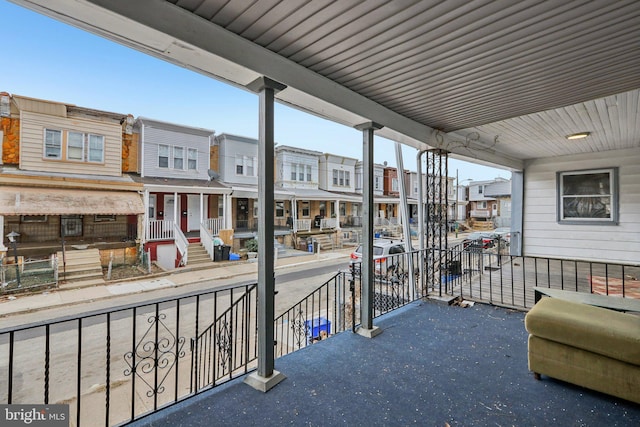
[2,0,509,182]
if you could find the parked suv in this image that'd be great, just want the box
[349,239,407,275]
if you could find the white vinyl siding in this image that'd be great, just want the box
[21,111,121,176]
[523,148,640,264]
[141,125,210,179]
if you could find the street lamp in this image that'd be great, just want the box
[6,231,20,288]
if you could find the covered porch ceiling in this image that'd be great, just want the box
[12,0,640,171]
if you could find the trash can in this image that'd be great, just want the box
[447,260,462,276]
[305,317,331,343]
[222,245,230,261]
[214,245,223,261]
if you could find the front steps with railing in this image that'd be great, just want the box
[56,248,105,288]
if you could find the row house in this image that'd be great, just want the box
[468,177,511,227]
[132,118,231,268]
[0,92,144,260]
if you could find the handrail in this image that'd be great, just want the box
[174,223,189,266]
[200,222,215,261]
[320,217,337,230]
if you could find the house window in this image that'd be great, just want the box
[557,168,618,224]
[88,134,104,163]
[306,165,312,182]
[21,215,47,223]
[291,164,297,181]
[67,131,84,160]
[333,169,338,185]
[298,165,304,181]
[173,146,184,169]
[340,202,346,216]
[188,148,198,170]
[44,129,62,159]
[301,201,310,217]
[253,204,259,217]
[478,185,484,194]
[392,178,398,191]
[94,215,116,222]
[235,155,244,175]
[236,155,256,176]
[246,157,255,176]
[339,170,344,186]
[345,171,350,186]
[375,176,381,190]
[477,201,487,209]
[276,201,285,218]
[158,144,169,168]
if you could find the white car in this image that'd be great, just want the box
[349,239,407,275]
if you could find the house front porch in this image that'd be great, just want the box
[131,299,640,427]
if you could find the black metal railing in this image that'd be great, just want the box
[192,284,258,391]
[0,282,258,426]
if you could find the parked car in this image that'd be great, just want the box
[462,232,497,251]
[349,239,407,275]
[493,227,511,243]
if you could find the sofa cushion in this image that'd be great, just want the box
[525,297,640,365]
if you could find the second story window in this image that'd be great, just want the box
[173,147,184,169]
[306,165,312,182]
[236,155,257,176]
[44,128,104,163]
[67,132,84,160]
[291,164,297,181]
[333,169,338,185]
[158,144,169,168]
[88,134,104,163]
[188,148,198,170]
[44,129,62,159]
[375,176,381,190]
[392,178,398,192]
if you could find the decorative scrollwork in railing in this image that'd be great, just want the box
[432,129,500,159]
[291,308,308,348]
[216,319,232,374]
[124,313,186,397]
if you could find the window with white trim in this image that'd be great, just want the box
[392,178,398,191]
[44,129,62,159]
[188,148,198,170]
[235,155,244,175]
[44,129,104,163]
[67,131,84,161]
[477,201,487,209]
[88,134,104,163]
[236,155,256,176]
[276,201,285,218]
[158,145,169,168]
[301,201,310,217]
[291,164,297,181]
[173,146,184,169]
[333,169,338,185]
[306,165,312,182]
[557,168,618,224]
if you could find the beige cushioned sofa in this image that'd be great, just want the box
[525,297,640,403]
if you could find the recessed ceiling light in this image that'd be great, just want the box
[566,132,590,140]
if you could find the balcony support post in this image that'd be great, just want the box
[355,122,383,338]
[244,76,287,392]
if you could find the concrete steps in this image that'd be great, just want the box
[187,244,213,266]
[57,248,105,288]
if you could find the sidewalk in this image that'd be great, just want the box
[0,248,353,319]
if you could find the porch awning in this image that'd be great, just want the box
[0,186,144,215]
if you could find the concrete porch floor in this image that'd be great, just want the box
[132,300,640,426]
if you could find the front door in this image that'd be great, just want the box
[187,195,201,231]
[236,198,249,229]
[164,196,177,223]
[61,215,83,237]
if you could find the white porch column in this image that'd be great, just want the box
[0,215,7,252]
[334,199,340,229]
[224,193,232,229]
[174,191,179,229]
[200,192,205,225]
[143,189,150,243]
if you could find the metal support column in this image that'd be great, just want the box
[244,77,287,392]
[426,149,449,296]
[354,122,383,338]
